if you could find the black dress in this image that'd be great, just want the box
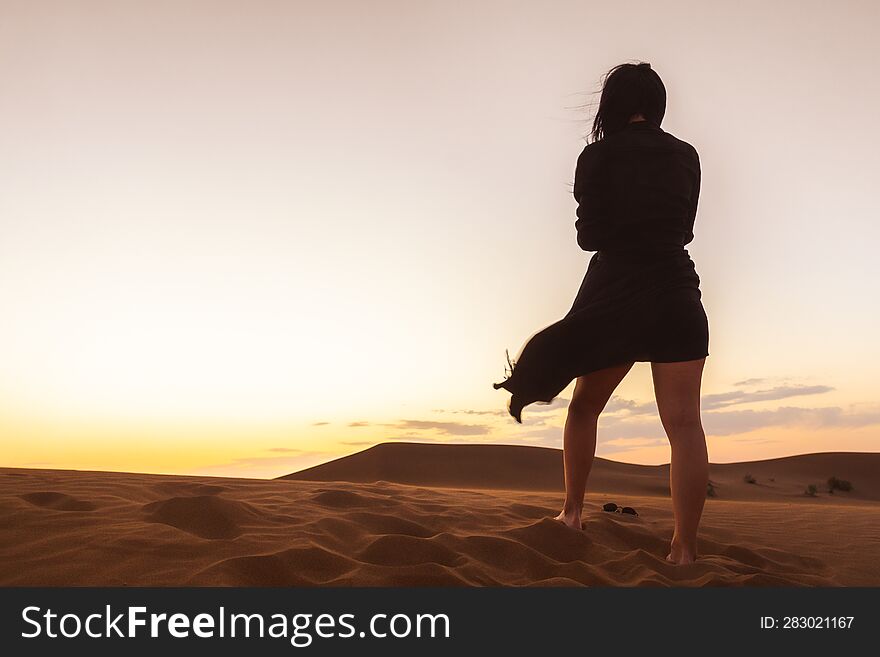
[492,119,709,422]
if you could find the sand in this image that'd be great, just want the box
[1,443,877,586]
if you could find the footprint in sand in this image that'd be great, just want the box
[142,495,258,539]
[19,492,95,512]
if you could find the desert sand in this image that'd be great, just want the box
[1,443,878,586]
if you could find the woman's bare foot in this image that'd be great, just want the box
[554,508,583,530]
[666,538,697,564]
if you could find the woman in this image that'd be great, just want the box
[492,62,709,565]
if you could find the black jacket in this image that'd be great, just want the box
[573,120,701,254]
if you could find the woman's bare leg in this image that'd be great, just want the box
[651,358,708,564]
[554,362,634,529]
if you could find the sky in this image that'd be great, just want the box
[1,0,878,478]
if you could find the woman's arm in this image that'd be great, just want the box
[684,147,701,245]
[573,143,608,251]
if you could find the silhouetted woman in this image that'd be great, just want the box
[493,62,709,565]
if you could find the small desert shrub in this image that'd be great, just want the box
[827,476,852,493]
[805,484,818,497]
[743,473,757,484]
[768,477,775,482]
[707,482,717,498]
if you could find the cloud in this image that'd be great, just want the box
[312,421,330,426]
[599,385,834,420]
[268,447,305,453]
[506,426,566,446]
[703,404,880,436]
[597,437,669,454]
[431,408,503,416]
[701,385,834,410]
[338,380,863,450]
[430,397,570,417]
[192,450,337,478]
[525,397,571,413]
[603,396,643,414]
[390,419,491,436]
[340,419,491,436]
[731,437,784,445]
[597,416,665,440]
[389,435,493,444]
[604,437,667,448]
[592,403,880,441]
[604,396,657,416]
[733,377,767,386]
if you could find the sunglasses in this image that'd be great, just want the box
[602,502,638,516]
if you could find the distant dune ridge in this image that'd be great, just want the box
[1,443,878,587]
[282,442,880,502]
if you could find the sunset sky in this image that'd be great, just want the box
[2,1,878,478]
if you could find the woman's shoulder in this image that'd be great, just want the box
[577,129,698,162]
[576,138,609,165]
[574,139,609,179]
[661,129,700,159]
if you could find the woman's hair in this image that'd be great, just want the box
[588,61,666,143]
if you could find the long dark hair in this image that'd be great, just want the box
[588,61,666,144]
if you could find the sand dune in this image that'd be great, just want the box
[284,443,880,502]
[1,443,878,586]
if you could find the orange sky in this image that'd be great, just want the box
[1,1,878,478]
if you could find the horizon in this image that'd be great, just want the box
[2,1,879,478]
[3,441,878,481]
